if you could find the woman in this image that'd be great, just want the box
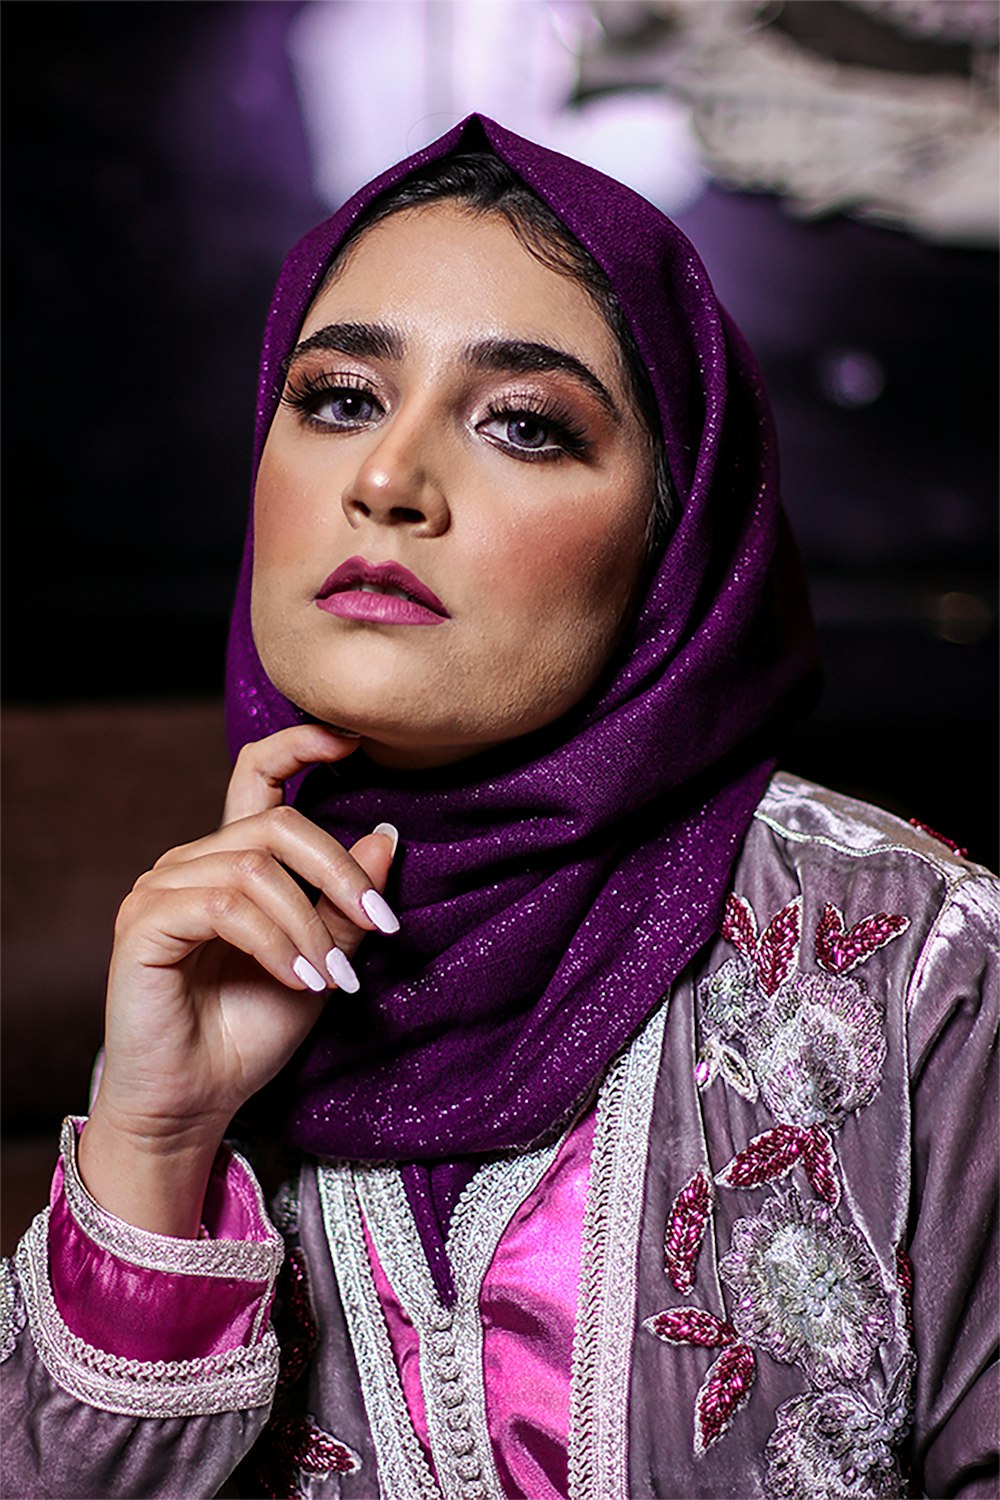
[2,115,996,1500]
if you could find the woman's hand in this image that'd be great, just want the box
[79,725,397,1237]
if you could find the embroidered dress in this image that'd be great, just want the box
[3,776,997,1499]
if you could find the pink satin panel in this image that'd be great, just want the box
[48,1145,275,1362]
[368,1106,595,1500]
[363,1218,436,1472]
[480,1105,595,1500]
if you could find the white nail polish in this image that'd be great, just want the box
[326,947,361,993]
[373,821,399,856]
[361,888,400,934]
[293,955,327,992]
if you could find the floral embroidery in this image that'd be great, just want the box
[815,904,909,976]
[744,973,887,1132]
[655,891,912,1468]
[695,1033,759,1099]
[719,1191,894,1388]
[717,1124,839,1205]
[643,1305,757,1454]
[664,1170,714,1294]
[764,1355,915,1500]
[699,895,904,1138]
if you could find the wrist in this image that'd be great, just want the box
[79,1107,229,1239]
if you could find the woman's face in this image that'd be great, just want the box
[253,202,655,769]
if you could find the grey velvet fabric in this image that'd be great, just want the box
[2,776,996,1500]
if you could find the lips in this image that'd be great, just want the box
[315,556,449,627]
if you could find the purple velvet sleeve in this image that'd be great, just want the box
[0,1119,283,1499]
[906,876,999,1498]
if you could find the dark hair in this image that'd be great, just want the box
[325,152,677,547]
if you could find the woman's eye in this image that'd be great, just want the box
[504,416,551,450]
[281,373,383,429]
[481,409,575,458]
[311,388,381,426]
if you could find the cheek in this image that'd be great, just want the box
[254,446,330,567]
[481,477,649,628]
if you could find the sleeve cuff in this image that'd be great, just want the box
[15,1116,283,1415]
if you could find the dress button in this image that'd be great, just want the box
[436,1358,462,1381]
[456,1457,481,1481]
[449,1432,474,1456]
[440,1384,466,1408]
[446,1409,472,1431]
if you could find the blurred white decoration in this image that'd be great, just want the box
[583,0,999,244]
[286,0,707,214]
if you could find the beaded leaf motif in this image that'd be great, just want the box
[716,1123,839,1205]
[664,1169,714,1294]
[654,890,911,1467]
[643,1305,757,1455]
[815,904,910,977]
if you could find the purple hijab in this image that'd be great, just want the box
[226,114,818,1171]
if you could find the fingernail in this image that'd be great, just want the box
[373,821,399,857]
[325,947,360,993]
[293,955,327,992]
[361,888,400,934]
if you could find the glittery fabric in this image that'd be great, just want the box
[225,113,820,1165]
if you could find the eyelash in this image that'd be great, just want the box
[279,370,591,462]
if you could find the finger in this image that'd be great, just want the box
[316,823,399,952]
[117,883,336,996]
[156,806,400,937]
[137,850,362,992]
[222,724,361,826]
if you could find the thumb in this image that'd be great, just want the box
[349,823,399,893]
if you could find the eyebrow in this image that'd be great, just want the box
[286,323,619,418]
[464,338,619,418]
[287,321,403,366]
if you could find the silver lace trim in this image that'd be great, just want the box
[568,1001,669,1500]
[320,1136,565,1500]
[319,1168,441,1500]
[16,1209,280,1417]
[60,1117,284,1281]
[1,1256,26,1363]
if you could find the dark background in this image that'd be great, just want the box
[5,0,995,860]
[1,0,996,1245]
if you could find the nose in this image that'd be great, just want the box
[341,414,451,537]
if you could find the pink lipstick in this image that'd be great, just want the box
[315,556,449,627]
